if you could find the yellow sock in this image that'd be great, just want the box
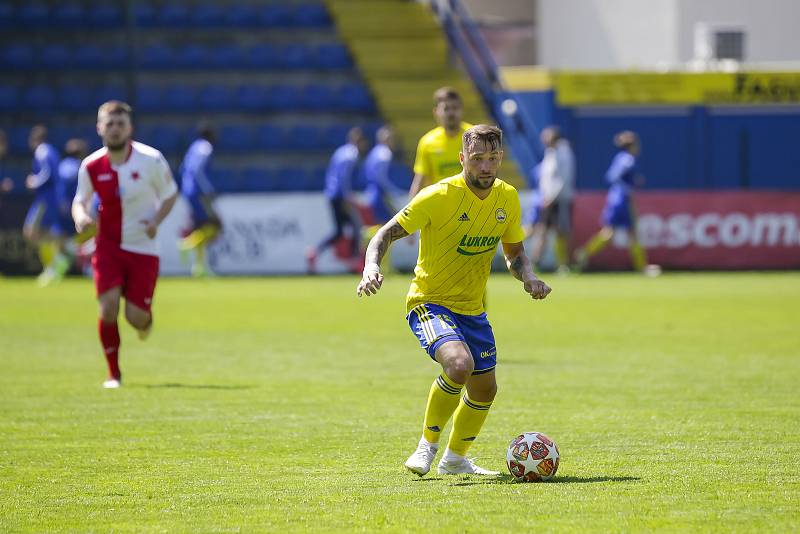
[630,241,647,271]
[554,236,569,267]
[422,373,464,444]
[181,224,218,251]
[447,393,493,456]
[38,242,55,268]
[584,232,610,258]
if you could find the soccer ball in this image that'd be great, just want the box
[506,431,560,482]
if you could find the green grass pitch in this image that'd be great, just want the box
[1,272,798,532]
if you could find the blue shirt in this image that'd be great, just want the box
[179,138,214,197]
[605,151,638,205]
[58,156,81,202]
[29,142,60,191]
[324,143,359,199]
[364,143,399,205]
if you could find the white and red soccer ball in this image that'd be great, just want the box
[506,432,560,482]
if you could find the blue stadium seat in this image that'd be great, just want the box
[163,85,196,112]
[104,45,129,67]
[302,84,334,111]
[139,44,174,69]
[89,4,122,27]
[324,124,353,148]
[51,3,84,28]
[0,85,19,113]
[242,166,274,191]
[175,44,210,69]
[3,44,35,70]
[336,84,375,112]
[40,44,72,69]
[47,126,72,151]
[208,44,243,69]
[208,166,237,193]
[191,3,227,27]
[268,85,302,111]
[142,125,183,154]
[94,85,127,106]
[293,4,331,27]
[157,4,190,27]
[314,44,352,69]
[8,127,30,154]
[135,85,163,113]
[197,85,232,111]
[18,3,49,28]
[225,4,259,28]
[24,85,57,111]
[257,124,287,151]
[217,125,256,152]
[133,3,156,27]
[280,44,313,69]
[59,85,93,112]
[259,5,293,27]
[73,44,103,69]
[287,125,323,150]
[245,44,278,69]
[238,85,269,111]
[0,4,13,30]
[277,166,309,191]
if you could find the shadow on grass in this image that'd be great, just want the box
[451,474,641,486]
[138,383,255,390]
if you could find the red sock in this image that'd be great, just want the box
[98,319,121,380]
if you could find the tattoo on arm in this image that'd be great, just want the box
[365,220,409,268]
[509,255,524,278]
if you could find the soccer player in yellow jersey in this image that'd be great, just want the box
[357,125,552,475]
[408,87,473,198]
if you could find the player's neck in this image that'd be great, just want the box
[464,178,493,200]
[443,125,460,137]
[107,142,131,165]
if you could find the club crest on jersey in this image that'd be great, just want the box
[131,171,140,180]
[495,208,507,223]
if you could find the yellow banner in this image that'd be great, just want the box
[553,71,800,105]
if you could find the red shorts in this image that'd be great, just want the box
[93,246,160,312]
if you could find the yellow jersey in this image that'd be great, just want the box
[413,122,473,184]
[396,173,525,316]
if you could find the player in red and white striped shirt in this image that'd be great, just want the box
[72,101,178,388]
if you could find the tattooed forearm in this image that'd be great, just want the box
[365,219,409,268]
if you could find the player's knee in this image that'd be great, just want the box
[23,226,37,241]
[98,302,119,322]
[124,306,149,329]
[445,354,474,383]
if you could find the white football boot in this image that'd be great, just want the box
[437,451,500,476]
[102,378,121,389]
[404,438,439,476]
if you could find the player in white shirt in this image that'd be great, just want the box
[72,101,178,388]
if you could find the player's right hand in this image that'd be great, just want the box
[356,264,383,297]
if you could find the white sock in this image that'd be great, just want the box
[442,447,464,463]
[419,436,438,450]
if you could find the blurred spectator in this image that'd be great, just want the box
[0,129,12,193]
[178,123,221,277]
[525,126,575,273]
[306,127,369,274]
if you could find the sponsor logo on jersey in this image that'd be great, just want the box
[97,173,113,182]
[456,235,501,256]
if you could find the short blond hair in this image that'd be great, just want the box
[97,100,132,121]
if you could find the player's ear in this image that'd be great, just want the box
[459,151,465,164]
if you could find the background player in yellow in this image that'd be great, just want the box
[408,87,473,198]
[357,125,552,476]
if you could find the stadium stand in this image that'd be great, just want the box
[0,0,396,193]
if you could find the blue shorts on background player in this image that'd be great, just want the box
[574,131,653,274]
[178,125,222,277]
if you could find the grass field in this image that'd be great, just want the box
[1,273,799,532]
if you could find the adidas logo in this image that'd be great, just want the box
[458,212,470,222]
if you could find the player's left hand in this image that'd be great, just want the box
[357,264,383,297]
[524,278,551,300]
[141,219,158,239]
[25,174,36,189]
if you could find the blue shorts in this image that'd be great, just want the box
[407,303,497,375]
[602,200,633,229]
[185,194,213,228]
[24,189,64,236]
